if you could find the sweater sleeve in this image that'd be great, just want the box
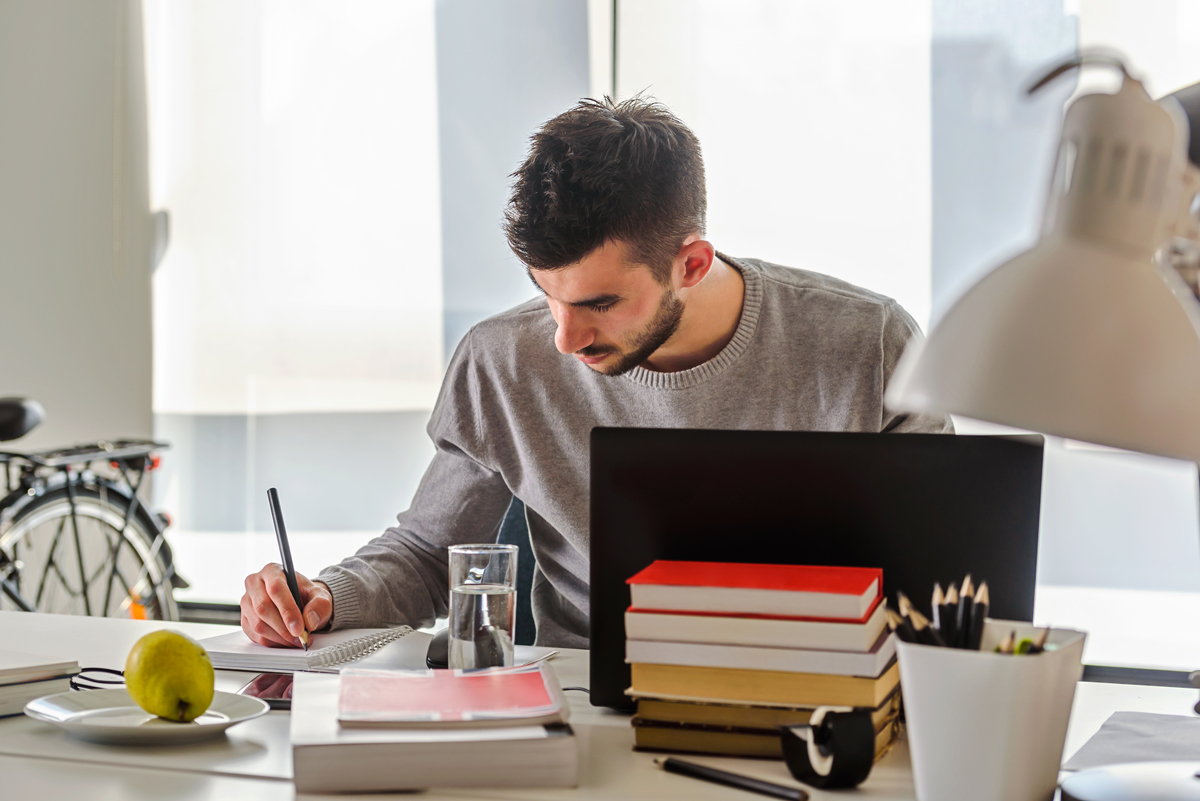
[317,330,514,630]
[879,301,955,434]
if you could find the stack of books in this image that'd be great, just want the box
[625,561,901,760]
[291,663,578,793]
[0,651,78,717]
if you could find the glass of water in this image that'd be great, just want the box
[448,543,517,669]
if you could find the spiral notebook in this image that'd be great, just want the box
[199,627,415,673]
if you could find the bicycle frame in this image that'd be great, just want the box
[0,439,172,615]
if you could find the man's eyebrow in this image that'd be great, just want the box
[564,293,622,309]
[529,280,622,309]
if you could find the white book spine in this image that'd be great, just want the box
[624,602,886,652]
[625,634,896,677]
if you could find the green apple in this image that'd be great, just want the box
[124,630,215,722]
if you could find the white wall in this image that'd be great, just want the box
[616,0,933,329]
[0,0,154,449]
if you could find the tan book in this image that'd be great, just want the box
[628,659,899,708]
[635,689,901,731]
[632,715,901,761]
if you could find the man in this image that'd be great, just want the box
[240,97,951,649]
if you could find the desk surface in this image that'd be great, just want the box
[1,611,1195,800]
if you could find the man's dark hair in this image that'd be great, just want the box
[504,96,706,284]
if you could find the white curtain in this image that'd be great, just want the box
[144,0,443,416]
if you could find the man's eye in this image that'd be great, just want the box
[592,303,615,313]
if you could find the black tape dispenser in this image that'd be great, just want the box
[780,706,877,789]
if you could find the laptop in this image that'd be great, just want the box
[588,428,1044,709]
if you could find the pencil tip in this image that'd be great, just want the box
[976,582,989,605]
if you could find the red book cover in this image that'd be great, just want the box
[626,561,880,595]
[337,663,566,728]
[625,561,881,620]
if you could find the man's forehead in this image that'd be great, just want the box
[527,241,651,301]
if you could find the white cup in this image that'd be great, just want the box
[897,620,1085,801]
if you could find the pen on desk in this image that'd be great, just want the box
[653,757,808,800]
[940,582,959,647]
[968,582,989,651]
[267,487,309,651]
[956,574,975,649]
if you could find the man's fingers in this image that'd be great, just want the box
[245,576,299,646]
[302,596,331,631]
[299,578,333,631]
[241,607,291,648]
[262,567,306,638]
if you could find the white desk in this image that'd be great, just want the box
[1,611,1195,800]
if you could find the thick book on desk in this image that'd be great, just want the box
[633,688,902,732]
[0,676,73,717]
[627,561,881,619]
[198,627,413,673]
[291,672,578,793]
[628,659,900,707]
[625,596,886,651]
[0,650,78,685]
[0,650,79,718]
[632,712,901,760]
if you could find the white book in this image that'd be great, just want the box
[0,651,78,686]
[198,627,416,673]
[626,631,897,678]
[0,676,72,717]
[290,672,579,793]
[625,600,887,652]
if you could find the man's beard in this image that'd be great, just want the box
[576,288,685,377]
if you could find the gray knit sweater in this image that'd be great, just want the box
[318,255,952,647]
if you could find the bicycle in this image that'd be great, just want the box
[0,397,186,621]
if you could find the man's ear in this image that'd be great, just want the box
[676,237,716,289]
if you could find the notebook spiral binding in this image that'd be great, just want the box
[309,627,414,668]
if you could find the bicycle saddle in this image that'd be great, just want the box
[0,397,44,442]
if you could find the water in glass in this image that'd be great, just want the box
[448,583,515,669]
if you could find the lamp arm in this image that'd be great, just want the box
[1026,51,1130,96]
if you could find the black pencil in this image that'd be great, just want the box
[1028,626,1049,654]
[956,574,975,649]
[931,583,944,629]
[267,487,309,651]
[940,583,959,647]
[968,582,989,651]
[909,608,947,647]
[886,606,917,643]
[654,757,808,800]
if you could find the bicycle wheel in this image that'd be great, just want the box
[0,484,178,620]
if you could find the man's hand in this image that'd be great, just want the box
[241,564,333,648]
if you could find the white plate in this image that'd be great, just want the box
[24,689,270,746]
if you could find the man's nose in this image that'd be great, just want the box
[554,308,594,355]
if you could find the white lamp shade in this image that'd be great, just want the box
[888,235,1200,461]
[888,71,1200,462]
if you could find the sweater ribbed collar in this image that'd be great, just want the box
[622,253,763,390]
